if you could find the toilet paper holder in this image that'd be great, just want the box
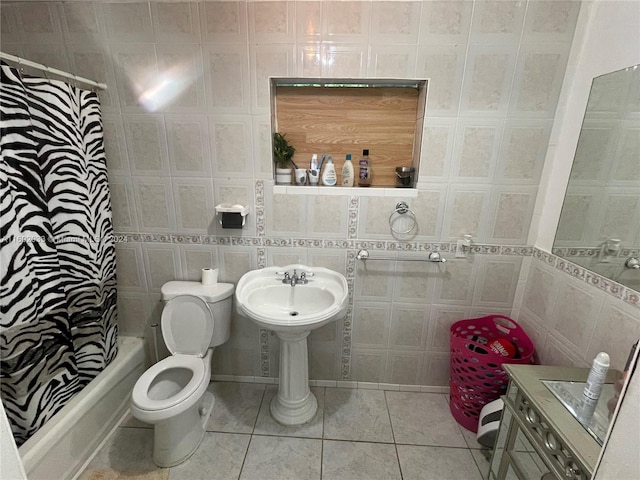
[215,204,249,229]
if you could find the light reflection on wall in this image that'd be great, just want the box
[135,62,199,112]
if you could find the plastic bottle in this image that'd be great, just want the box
[358,149,372,187]
[583,352,610,400]
[321,156,337,186]
[577,352,610,425]
[308,153,319,185]
[341,154,354,187]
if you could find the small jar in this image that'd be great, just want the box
[395,166,415,188]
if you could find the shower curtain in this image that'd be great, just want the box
[0,62,118,445]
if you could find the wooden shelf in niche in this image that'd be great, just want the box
[271,78,428,188]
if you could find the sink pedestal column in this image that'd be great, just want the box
[270,330,317,425]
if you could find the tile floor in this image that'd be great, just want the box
[79,383,492,480]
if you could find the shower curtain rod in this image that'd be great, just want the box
[0,51,108,91]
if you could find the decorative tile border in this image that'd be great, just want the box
[535,247,638,310]
[117,232,639,381]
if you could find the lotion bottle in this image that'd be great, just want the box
[341,154,354,187]
[321,155,337,186]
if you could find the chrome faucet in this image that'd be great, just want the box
[276,269,314,286]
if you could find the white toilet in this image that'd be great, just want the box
[130,280,234,467]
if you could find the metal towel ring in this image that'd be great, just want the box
[389,201,417,235]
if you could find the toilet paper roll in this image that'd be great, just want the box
[201,268,219,285]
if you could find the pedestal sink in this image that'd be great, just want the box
[235,265,348,425]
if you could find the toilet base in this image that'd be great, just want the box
[152,391,214,468]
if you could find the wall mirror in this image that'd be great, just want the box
[553,64,640,291]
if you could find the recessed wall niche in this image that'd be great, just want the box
[270,78,428,188]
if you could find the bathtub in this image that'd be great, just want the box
[18,336,146,480]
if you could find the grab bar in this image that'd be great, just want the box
[356,249,446,263]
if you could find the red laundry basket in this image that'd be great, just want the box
[449,315,535,432]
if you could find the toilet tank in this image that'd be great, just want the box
[160,281,234,347]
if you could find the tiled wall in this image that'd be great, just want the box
[513,250,640,372]
[1,0,583,386]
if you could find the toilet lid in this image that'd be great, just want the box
[161,295,214,356]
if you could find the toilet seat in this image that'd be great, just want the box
[131,354,207,412]
[162,295,214,356]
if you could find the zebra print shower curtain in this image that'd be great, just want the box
[0,62,118,445]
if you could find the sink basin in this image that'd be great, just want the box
[235,265,348,425]
[235,265,348,333]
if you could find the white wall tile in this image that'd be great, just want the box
[110,43,158,113]
[370,1,421,45]
[132,176,177,233]
[441,185,491,240]
[249,43,295,113]
[142,243,182,290]
[108,176,139,232]
[179,245,219,283]
[15,2,63,44]
[460,44,517,115]
[323,1,371,44]
[202,43,250,114]
[115,242,146,291]
[472,256,522,307]
[103,114,130,174]
[265,190,307,236]
[416,44,465,116]
[389,304,429,350]
[156,43,206,113]
[166,114,211,177]
[385,351,423,385]
[123,114,170,175]
[323,44,367,78]
[549,277,604,355]
[450,118,503,181]
[1,4,22,44]
[419,118,457,180]
[60,2,105,45]
[100,2,153,43]
[117,292,151,337]
[355,259,396,302]
[252,116,273,179]
[152,2,200,44]
[432,258,478,305]
[469,0,525,45]
[487,186,538,243]
[296,1,322,43]
[522,0,580,44]
[510,43,570,117]
[418,0,472,45]
[495,119,552,184]
[200,1,248,43]
[307,195,349,239]
[392,260,436,304]
[218,246,257,284]
[350,349,387,383]
[352,302,392,349]
[248,1,295,44]
[172,178,215,234]
[368,45,417,78]
[209,114,253,177]
[266,247,307,268]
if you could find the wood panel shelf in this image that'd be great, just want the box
[271,78,428,188]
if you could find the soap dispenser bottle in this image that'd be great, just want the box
[341,154,354,187]
[358,149,372,187]
[321,156,337,186]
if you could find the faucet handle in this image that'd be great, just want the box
[276,271,291,280]
[299,271,314,281]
